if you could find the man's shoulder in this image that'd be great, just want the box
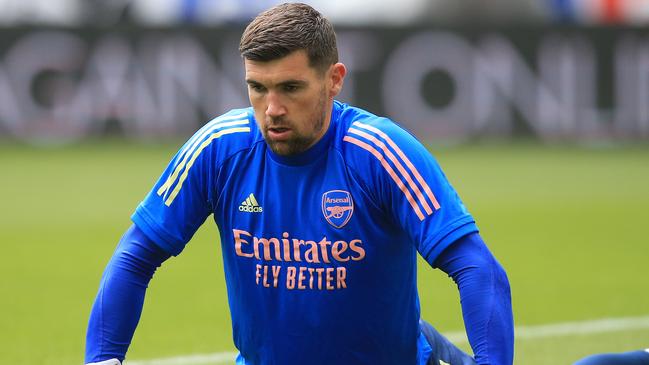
[336,102,423,161]
[334,102,434,193]
[200,107,257,141]
[186,107,260,163]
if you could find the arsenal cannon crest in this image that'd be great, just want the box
[321,190,354,229]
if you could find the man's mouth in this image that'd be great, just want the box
[267,126,292,140]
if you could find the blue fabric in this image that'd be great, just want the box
[85,225,170,363]
[434,233,514,365]
[418,319,476,365]
[133,108,251,256]
[122,100,485,364]
[416,329,433,365]
[574,350,649,365]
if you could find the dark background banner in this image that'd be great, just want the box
[0,26,647,143]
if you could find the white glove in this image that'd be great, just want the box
[86,359,121,365]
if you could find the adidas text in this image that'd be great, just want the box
[239,205,263,213]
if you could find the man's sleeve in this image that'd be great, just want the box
[132,110,251,255]
[573,350,649,365]
[435,232,514,365]
[343,119,477,264]
[85,225,171,363]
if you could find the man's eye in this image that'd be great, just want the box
[283,85,299,92]
[250,84,265,92]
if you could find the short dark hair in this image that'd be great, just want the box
[239,3,338,73]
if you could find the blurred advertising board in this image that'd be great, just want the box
[0,26,647,143]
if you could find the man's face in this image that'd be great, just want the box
[244,51,344,156]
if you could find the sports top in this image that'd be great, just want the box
[132,100,478,365]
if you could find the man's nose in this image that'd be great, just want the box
[265,92,286,118]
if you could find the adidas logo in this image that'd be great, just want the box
[239,193,263,213]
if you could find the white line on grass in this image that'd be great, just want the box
[445,314,649,343]
[127,352,239,365]
[126,315,649,365]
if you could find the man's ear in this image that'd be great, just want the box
[329,63,347,97]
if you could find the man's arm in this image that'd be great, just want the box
[574,349,649,365]
[434,232,514,365]
[85,110,251,363]
[85,224,171,364]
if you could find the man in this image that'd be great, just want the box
[85,3,514,365]
[574,349,649,365]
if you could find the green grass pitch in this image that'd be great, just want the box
[0,141,647,364]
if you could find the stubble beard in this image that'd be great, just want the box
[263,90,328,156]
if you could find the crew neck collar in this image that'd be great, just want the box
[265,101,342,166]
